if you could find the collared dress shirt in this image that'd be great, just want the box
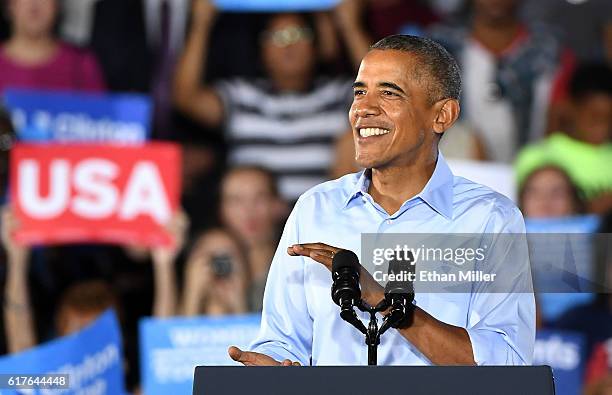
[250,153,535,366]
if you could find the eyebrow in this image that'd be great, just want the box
[378,82,406,95]
[352,81,406,95]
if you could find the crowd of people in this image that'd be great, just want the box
[0,0,610,393]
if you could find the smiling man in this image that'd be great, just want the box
[228,35,535,367]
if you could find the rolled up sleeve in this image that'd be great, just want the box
[466,206,536,365]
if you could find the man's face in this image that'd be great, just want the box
[349,49,439,169]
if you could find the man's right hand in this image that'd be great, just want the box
[228,346,300,366]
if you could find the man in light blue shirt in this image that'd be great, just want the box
[229,35,535,366]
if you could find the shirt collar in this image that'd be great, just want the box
[342,152,454,219]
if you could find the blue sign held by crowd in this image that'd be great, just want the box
[526,215,600,322]
[140,313,261,395]
[0,309,125,395]
[3,89,151,143]
[534,330,586,395]
[214,0,339,11]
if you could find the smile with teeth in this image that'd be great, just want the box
[359,127,391,138]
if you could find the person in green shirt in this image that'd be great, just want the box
[516,62,612,213]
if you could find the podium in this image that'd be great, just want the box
[193,365,555,395]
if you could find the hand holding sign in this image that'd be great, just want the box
[152,210,190,263]
[193,0,218,26]
[1,205,29,261]
[333,0,365,31]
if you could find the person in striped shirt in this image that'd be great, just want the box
[173,0,370,201]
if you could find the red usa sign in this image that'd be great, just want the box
[10,143,181,246]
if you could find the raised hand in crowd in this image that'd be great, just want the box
[332,0,370,68]
[151,210,190,317]
[172,0,223,127]
[315,0,370,69]
[191,0,218,28]
[1,205,35,353]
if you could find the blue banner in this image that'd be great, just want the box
[140,314,261,395]
[214,0,339,11]
[534,330,586,395]
[525,215,600,234]
[526,215,599,322]
[4,89,151,143]
[0,309,125,395]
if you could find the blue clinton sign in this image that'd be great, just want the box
[140,314,261,395]
[0,309,125,395]
[4,89,151,143]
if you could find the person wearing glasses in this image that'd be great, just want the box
[173,0,371,202]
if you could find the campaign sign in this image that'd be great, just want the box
[534,330,586,395]
[0,310,125,395]
[526,215,599,322]
[140,314,261,395]
[4,89,151,143]
[10,142,181,247]
[214,0,339,11]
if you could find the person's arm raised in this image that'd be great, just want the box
[2,206,35,353]
[333,0,371,70]
[151,211,189,317]
[172,0,224,127]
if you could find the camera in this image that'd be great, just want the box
[211,254,233,278]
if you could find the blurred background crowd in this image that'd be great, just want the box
[0,0,610,394]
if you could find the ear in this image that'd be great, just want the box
[432,99,460,135]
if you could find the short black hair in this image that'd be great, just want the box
[370,34,462,104]
[569,62,612,101]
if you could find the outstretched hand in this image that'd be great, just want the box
[287,243,343,270]
[287,242,384,306]
[228,346,300,366]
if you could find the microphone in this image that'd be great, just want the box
[331,249,361,308]
[384,258,414,301]
[331,250,367,335]
[382,258,415,329]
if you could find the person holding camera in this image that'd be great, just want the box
[181,229,250,316]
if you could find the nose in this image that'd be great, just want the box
[352,94,381,118]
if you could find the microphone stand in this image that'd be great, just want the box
[339,297,411,366]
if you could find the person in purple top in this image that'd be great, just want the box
[0,0,105,93]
